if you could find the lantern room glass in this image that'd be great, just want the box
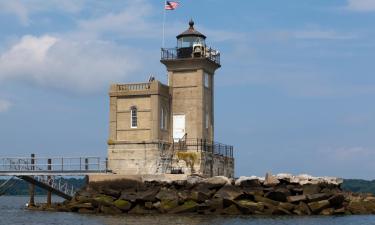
[177,36,206,48]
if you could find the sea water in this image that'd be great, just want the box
[0,196,375,225]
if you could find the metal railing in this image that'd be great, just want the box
[173,138,234,158]
[161,47,221,65]
[117,83,151,92]
[0,156,108,175]
[34,175,75,197]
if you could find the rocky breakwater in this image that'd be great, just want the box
[49,173,375,215]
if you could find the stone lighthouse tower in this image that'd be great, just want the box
[161,20,220,143]
[108,20,234,177]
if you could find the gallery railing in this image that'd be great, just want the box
[173,139,234,158]
[161,47,221,65]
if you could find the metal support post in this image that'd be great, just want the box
[28,153,35,207]
[47,158,52,206]
[85,158,89,171]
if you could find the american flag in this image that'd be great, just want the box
[165,1,180,10]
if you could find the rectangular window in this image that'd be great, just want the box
[131,107,137,128]
[161,108,164,130]
[161,107,168,130]
[206,112,209,129]
[204,72,209,88]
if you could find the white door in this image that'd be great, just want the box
[173,115,186,141]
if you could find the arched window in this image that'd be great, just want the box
[130,106,137,128]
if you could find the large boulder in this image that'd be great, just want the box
[196,203,211,214]
[220,205,242,215]
[75,195,92,204]
[206,198,224,211]
[308,200,330,214]
[294,202,312,215]
[187,175,205,186]
[303,184,321,195]
[120,191,138,202]
[287,195,306,203]
[279,202,295,212]
[328,194,345,208]
[235,176,262,187]
[145,201,153,210]
[100,188,121,198]
[320,208,334,215]
[306,193,331,202]
[190,191,211,203]
[94,195,115,206]
[159,199,179,213]
[137,187,160,202]
[113,199,131,211]
[156,188,178,201]
[169,200,198,214]
[202,176,231,189]
[265,189,290,202]
[333,207,346,215]
[273,206,293,215]
[254,195,280,206]
[235,200,264,214]
[214,185,243,201]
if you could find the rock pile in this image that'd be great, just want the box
[46,173,375,215]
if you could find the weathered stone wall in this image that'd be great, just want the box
[200,152,234,178]
[44,173,375,216]
[108,143,164,175]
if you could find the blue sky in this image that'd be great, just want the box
[0,0,375,179]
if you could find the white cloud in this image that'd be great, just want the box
[78,1,160,39]
[0,0,162,93]
[0,35,141,92]
[346,0,375,12]
[0,99,11,112]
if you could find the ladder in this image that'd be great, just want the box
[156,134,187,174]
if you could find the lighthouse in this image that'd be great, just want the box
[107,20,234,178]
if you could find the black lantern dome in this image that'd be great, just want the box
[177,20,206,48]
[161,19,220,65]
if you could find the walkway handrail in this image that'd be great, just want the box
[0,156,108,174]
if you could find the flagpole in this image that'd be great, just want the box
[162,0,167,48]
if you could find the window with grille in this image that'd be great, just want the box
[130,106,137,128]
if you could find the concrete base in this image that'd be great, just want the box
[88,173,188,184]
